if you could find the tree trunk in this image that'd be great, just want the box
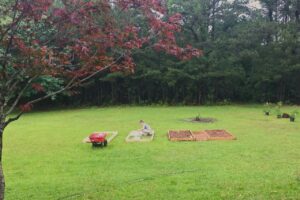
[198,88,202,105]
[268,9,273,22]
[0,127,5,200]
[0,164,4,200]
[211,0,216,41]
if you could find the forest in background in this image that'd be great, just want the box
[36,0,300,106]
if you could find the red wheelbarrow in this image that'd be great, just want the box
[83,131,118,147]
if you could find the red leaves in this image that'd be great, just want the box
[51,0,97,25]
[13,38,27,52]
[6,0,201,111]
[181,45,203,60]
[11,36,55,73]
[124,38,145,49]
[168,13,183,24]
[31,83,45,92]
[118,0,166,14]
[9,0,200,79]
[19,103,33,112]
[111,56,135,73]
[154,42,202,60]
[146,12,202,60]
[18,0,53,21]
[122,26,148,49]
[70,12,81,24]
[53,8,66,17]
[0,0,204,117]
[73,43,90,56]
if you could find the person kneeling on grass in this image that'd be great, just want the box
[139,120,153,136]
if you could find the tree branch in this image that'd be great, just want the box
[3,112,23,128]
[5,76,36,116]
[0,0,20,42]
[26,54,124,106]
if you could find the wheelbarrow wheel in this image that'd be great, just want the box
[104,140,108,147]
[92,143,97,148]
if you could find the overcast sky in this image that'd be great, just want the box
[248,0,261,8]
[228,0,261,9]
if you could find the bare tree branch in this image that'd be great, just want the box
[26,54,124,106]
[3,112,23,128]
[5,76,36,116]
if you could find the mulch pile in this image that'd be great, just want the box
[168,130,236,142]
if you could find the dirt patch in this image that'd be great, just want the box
[183,118,216,123]
[168,130,236,142]
[205,130,236,140]
[168,130,194,141]
[191,131,209,141]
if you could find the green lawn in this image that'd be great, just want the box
[3,105,300,200]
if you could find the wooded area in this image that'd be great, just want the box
[58,0,299,105]
[1,0,300,107]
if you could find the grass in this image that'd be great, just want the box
[3,105,300,200]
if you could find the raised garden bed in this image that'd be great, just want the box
[126,130,155,142]
[168,130,194,141]
[168,130,236,141]
[191,131,209,141]
[204,130,236,140]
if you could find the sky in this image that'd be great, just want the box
[248,0,262,9]
[228,0,262,9]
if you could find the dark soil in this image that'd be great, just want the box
[169,130,235,141]
[205,130,232,138]
[169,130,193,139]
[192,131,209,141]
[183,118,216,123]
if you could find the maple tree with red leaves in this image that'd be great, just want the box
[0,0,201,198]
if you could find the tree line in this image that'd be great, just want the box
[26,0,300,106]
